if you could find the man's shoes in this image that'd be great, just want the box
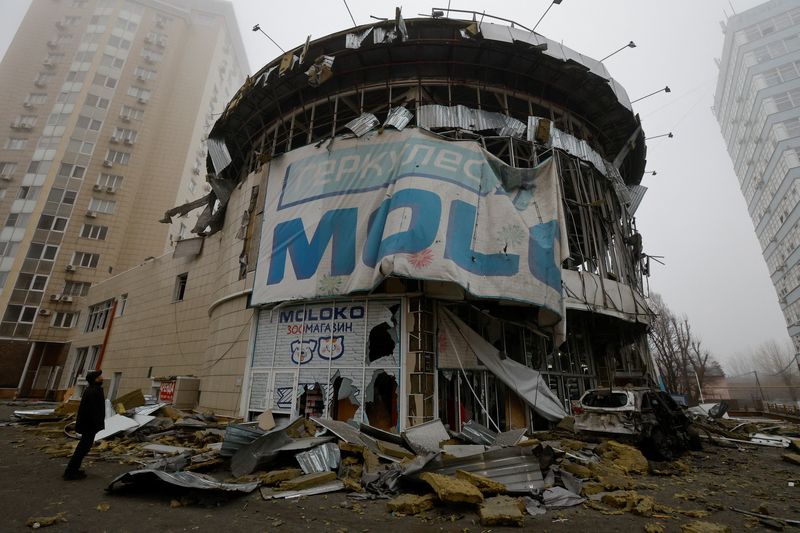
[63,470,87,480]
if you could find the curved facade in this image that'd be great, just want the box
[64,14,654,429]
[209,16,654,430]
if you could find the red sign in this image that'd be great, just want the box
[159,381,175,403]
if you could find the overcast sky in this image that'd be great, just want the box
[1,0,791,368]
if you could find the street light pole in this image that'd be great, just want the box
[645,132,674,141]
[532,0,564,33]
[601,40,636,62]
[252,24,285,53]
[632,86,671,104]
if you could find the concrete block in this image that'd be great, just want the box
[561,460,592,479]
[259,468,302,486]
[596,440,648,475]
[478,495,525,527]
[386,493,436,515]
[419,472,484,504]
[782,452,800,466]
[680,522,732,533]
[375,439,415,460]
[278,471,336,491]
[455,469,506,494]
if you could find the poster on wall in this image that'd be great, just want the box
[251,128,569,327]
[249,299,402,430]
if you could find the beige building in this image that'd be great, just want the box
[0,0,247,398]
[70,13,655,431]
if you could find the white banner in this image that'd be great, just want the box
[252,129,568,323]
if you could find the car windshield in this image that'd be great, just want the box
[581,391,629,408]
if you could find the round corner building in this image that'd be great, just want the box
[204,11,653,432]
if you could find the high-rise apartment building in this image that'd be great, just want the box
[0,0,246,397]
[714,0,800,352]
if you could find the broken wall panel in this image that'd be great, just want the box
[247,299,401,431]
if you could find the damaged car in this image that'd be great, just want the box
[573,387,701,460]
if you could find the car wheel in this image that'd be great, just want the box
[686,425,702,451]
[649,429,674,461]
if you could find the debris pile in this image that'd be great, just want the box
[688,404,800,450]
[10,394,800,528]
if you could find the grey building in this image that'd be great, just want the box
[714,0,800,351]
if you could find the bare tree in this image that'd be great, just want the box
[648,293,719,404]
[753,340,798,403]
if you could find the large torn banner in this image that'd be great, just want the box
[438,307,567,421]
[252,128,569,333]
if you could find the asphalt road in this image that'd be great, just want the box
[1,402,798,532]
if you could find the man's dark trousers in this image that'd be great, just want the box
[65,431,96,474]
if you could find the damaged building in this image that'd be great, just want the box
[62,11,655,433]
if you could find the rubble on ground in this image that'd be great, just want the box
[10,394,800,528]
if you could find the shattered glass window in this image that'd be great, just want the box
[249,299,401,431]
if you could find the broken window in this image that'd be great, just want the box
[364,370,399,431]
[248,299,402,430]
[367,303,400,363]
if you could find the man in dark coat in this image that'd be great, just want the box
[63,370,105,480]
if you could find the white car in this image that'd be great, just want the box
[573,387,700,460]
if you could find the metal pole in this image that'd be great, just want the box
[532,2,556,32]
[631,86,671,104]
[694,370,704,404]
[753,370,766,403]
[16,342,37,398]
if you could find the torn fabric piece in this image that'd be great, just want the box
[439,307,567,421]
[251,129,568,323]
[395,7,408,41]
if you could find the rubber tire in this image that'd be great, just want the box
[649,429,674,461]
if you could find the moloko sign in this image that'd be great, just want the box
[252,129,568,316]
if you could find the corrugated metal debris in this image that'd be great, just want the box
[383,106,413,130]
[295,442,341,474]
[312,417,366,446]
[108,469,259,493]
[401,418,451,455]
[230,427,293,477]
[260,480,345,500]
[494,428,528,447]
[460,420,497,446]
[220,423,264,457]
[417,446,545,493]
[207,137,232,175]
[627,184,648,215]
[417,104,525,138]
[344,112,380,137]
